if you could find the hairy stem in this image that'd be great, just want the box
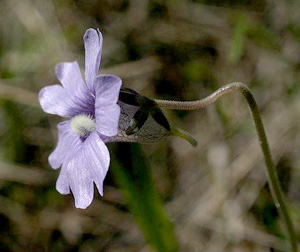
[155,82,297,252]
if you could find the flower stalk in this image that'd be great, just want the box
[155,82,297,252]
[170,127,198,147]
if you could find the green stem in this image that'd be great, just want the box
[170,127,198,147]
[155,82,298,251]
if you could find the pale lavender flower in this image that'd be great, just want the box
[39,28,122,209]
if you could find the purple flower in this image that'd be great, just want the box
[39,28,122,209]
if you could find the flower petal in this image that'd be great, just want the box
[67,131,110,209]
[55,62,94,114]
[56,133,83,195]
[49,121,74,169]
[94,75,122,105]
[39,85,78,117]
[56,162,70,194]
[96,104,121,137]
[84,28,103,93]
[94,75,122,137]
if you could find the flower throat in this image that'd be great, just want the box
[70,114,96,137]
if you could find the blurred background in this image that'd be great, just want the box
[0,0,300,251]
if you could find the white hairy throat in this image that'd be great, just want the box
[70,114,96,137]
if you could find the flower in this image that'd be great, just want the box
[39,28,122,209]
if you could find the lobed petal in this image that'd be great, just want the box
[94,75,122,137]
[55,62,94,114]
[84,28,103,93]
[39,85,79,117]
[96,104,120,137]
[56,162,70,194]
[66,131,110,209]
[56,133,83,195]
[49,121,74,169]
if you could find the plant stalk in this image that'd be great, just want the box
[155,82,297,252]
